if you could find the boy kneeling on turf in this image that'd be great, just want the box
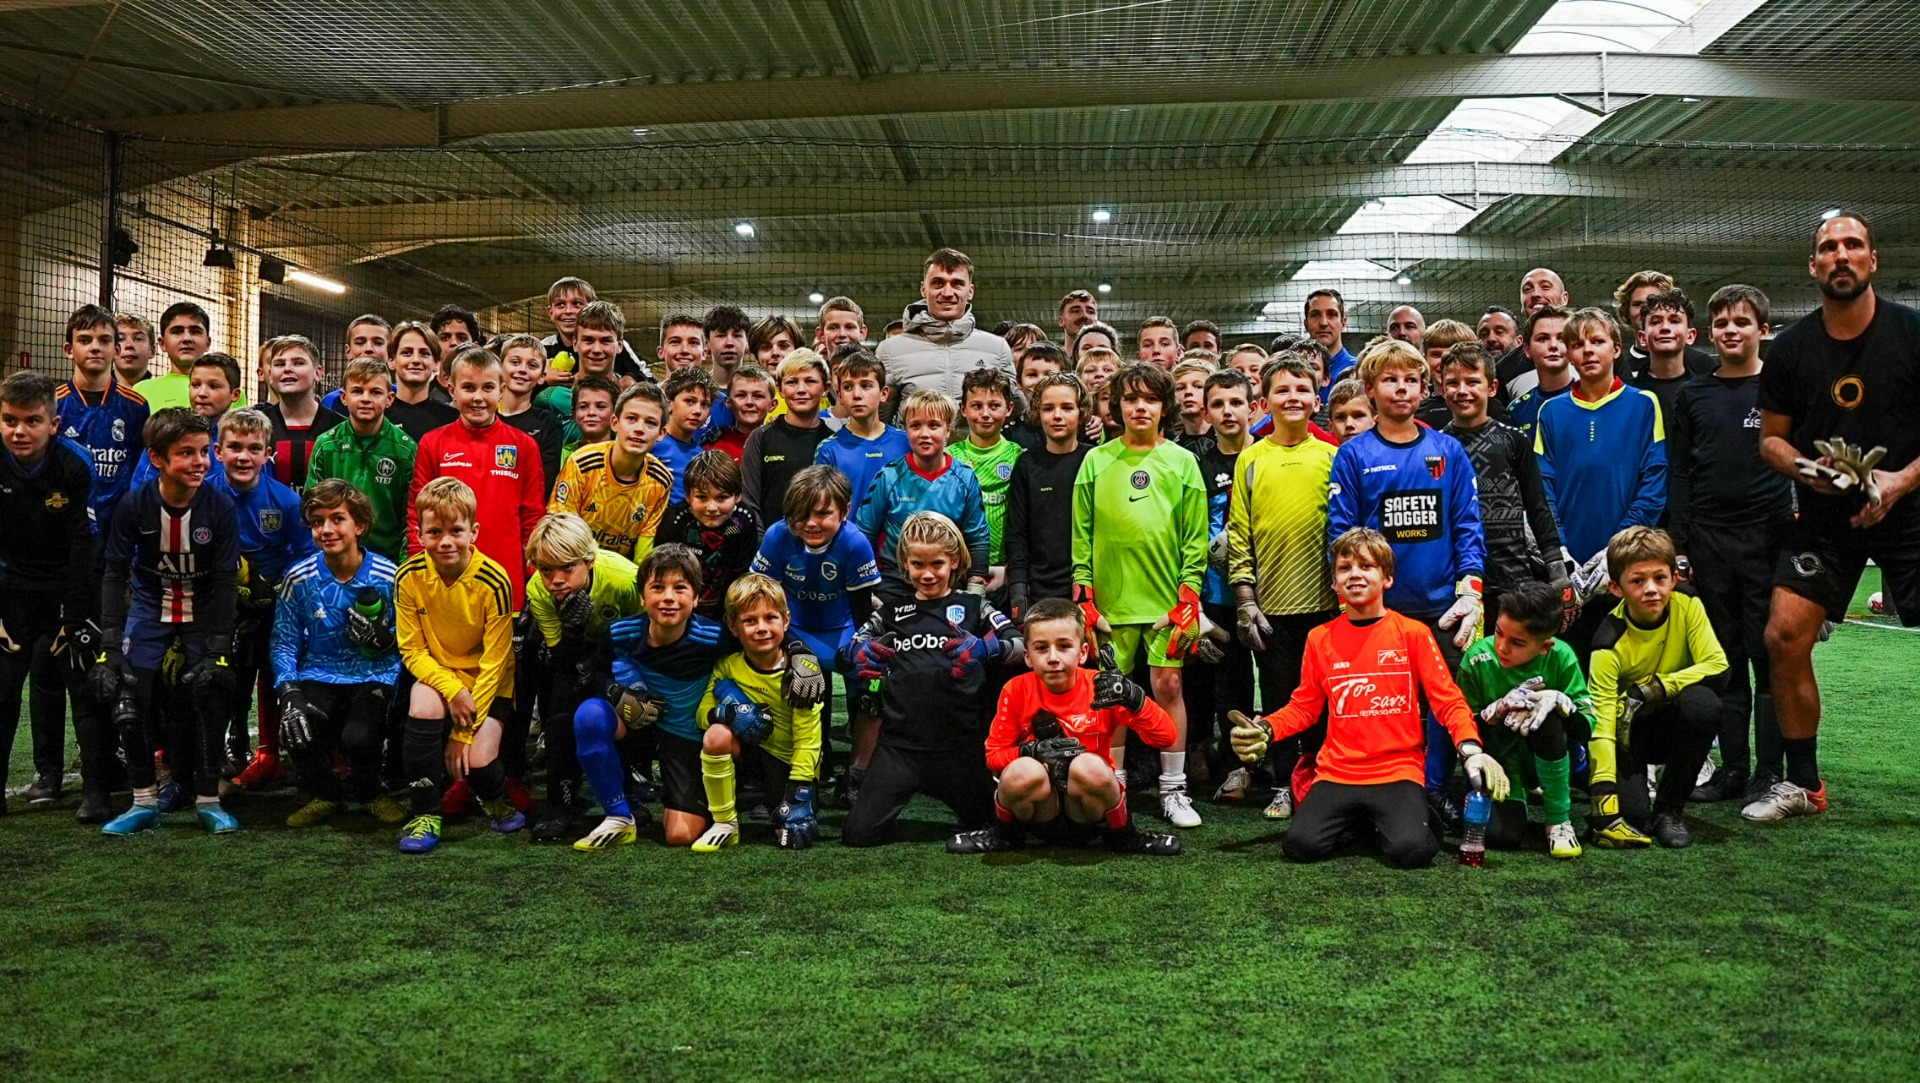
[693,573,825,852]
[393,477,526,852]
[1227,528,1509,868]
[1586,525,1727,850]
[950,598,1184,856]
[1453,580,1593,860]
[271,479,408,828]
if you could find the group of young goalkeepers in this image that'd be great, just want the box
[0,266,1864,866]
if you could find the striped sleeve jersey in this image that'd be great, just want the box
[395,551,518,734]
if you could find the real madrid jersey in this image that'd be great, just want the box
[54,378,149,526]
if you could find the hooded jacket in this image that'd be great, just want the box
[874,301,1016,403]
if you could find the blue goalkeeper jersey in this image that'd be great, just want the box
[815,424,909,513]
[609,613,728,743]
[55,378,149,527]
[1328,426,1485,620]
[1533,379,1667,562]
[853,454,991,578]
[218,473,317,585]
[271,552,403,686]
[753,520,881,640]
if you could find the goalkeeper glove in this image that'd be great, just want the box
[1625,675,1670,715]
[1208,530,1230,575]
[345,587,396,654]
[1089,645,1146,714]
[236,556,275,613]
[1813,437,1888,504]
[1478,675,1544,725]
[942,622,996,680]
[1515,689,1575,735]
[851,632,898,682]
[1153,583,1206,660]
[555,586,595,640]
[1072,584,1112,636]
[86,647,133,710]
[605,679,665,730]
[774,782,818,850]
[277,682,326,753]
[782,647,827,710]
[1233,583,1271,653]
[1007,581,1031,621]
[53,619,104,679]
[1548,547,1581,632]
[1437,575,1484,651]
[1571,550,1611,603]
[708,678,775,745]
[1458,740,1511,802]
[1227,710,1272,764]
[1020,734,1088,775]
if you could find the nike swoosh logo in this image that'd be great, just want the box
[1129,495,1147,502]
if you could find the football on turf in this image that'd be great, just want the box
[1869,591,1886,614]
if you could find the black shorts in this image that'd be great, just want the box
[656,730,709,817]
[739,743,795,796]
[1772,514,1920,624]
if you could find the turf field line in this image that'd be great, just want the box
[1842,618,1920,633]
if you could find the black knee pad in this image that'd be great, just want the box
[1526,713,1568,761]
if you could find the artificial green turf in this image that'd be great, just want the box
[3,575,1917,1081]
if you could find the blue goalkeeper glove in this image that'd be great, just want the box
[707,677,775,745]
[775,782,818,850]
[942,622,998,680]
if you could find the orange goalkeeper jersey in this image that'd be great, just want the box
[986,669,1176,774]
[1260,610,1479,787]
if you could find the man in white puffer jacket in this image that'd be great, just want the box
[877,248,1016,406]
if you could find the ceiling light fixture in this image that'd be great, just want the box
[1091,208,1112,223]
[259,257,286,284]
[733,221,756,237]
[1822,207,1844,220]
[286,269,347,295]
[202,229,235,269]
[1096,282,1112,294]
[808,290,825,304]
[1394,271,1414,286]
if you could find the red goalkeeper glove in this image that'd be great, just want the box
[1154,584,1206,660]
[1073,584,1112,636]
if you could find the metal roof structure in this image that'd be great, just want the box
[3,0,1917,336]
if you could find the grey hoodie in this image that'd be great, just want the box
[875,300,1016,404]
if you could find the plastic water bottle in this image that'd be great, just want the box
[1459,790,1491,867]
[352,586,384,622]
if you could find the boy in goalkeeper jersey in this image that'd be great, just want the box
[692,574,825,852]
[1071,363,1212,829]
[572,544,825,853]
[1227,529,1508,869]
[1586,526,1727,850]
[1452,580,1592,860]
[523,512,640,843]
[271,479,407,828]
[949,598,1183,856]
[392,477,525,853]
[854,389,991,596]
[838,512,1022,847]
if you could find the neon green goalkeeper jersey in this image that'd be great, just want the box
[697,652,823,782]
[1455,635,1595,789]
[950,435,1022,564]
[527,549,640,649]
[1072,438,1208,625]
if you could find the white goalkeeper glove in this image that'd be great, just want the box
[1437,575,1483,650]
[1571,550,1611,603]
[1479,675,1544,725]
[1459,740,1511,802]
[1513,689,1575,735]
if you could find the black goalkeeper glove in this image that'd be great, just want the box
[1020,733,1088,788]
[277,682,327,753]
[555,587,595,641]
[1089,645,1146,714]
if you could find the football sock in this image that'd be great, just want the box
[994,798,1014,824]
[571,698,629,819]
[402,720,444,815]
[1158,750,1186,792]
[1103,795,1130,831]
[468,758,506,802]
[196,794,219,806]
[701,751,736,823]
[1783,736,1820,790]
[1535,754,1572,825]
[132,785,158,809]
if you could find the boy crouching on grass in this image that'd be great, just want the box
[1586,526,1727,850]
[1227,528,1510,868]
[1453,580,1593,860]
[949,598,1184,856]
[693,573,825,852]
[393,477,526,853]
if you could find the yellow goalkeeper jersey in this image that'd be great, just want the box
[1587,591,1727,787]
[395,551,517,739]
[550,441,672,560]
[1227,434,1338,615]
[696,652,823,783]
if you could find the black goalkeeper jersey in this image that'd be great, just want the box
[1443,418,1566,590]
[1004,443,1092,603]
[1668,371,1793,552]
[652,501,763,620]
[852,590,1013,754]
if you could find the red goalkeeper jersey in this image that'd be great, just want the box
[986,669,1177,774]
[407,417,546,609]
[1261,610,1479,787]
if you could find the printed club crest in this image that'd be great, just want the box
[1424,454,1445,480]
[1130,469,1150,490]
[494,444,518,470]
[258,508,282,534]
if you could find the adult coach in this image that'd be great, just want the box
[1496,268,1568,402]
[1750,212,1920,821]
[877,248,1015,402]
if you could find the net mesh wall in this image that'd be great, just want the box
[6,90,1920,382]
